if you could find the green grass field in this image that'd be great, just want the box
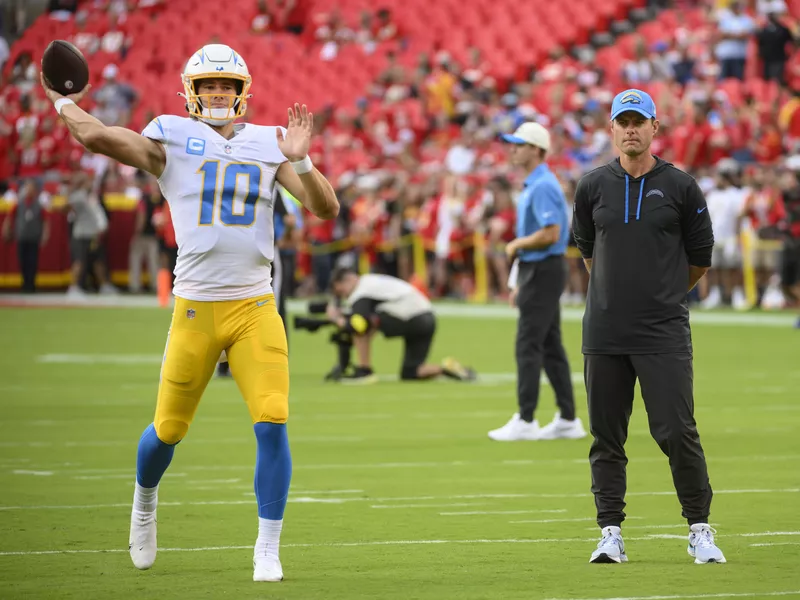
[1,301,799,600]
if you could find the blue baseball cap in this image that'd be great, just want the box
[610,89,657,121]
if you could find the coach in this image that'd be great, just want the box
[488,122,585,442]
[572,89,725,564]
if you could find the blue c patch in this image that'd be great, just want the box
[186,137,206,156]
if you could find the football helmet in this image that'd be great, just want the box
[180,44,252,125]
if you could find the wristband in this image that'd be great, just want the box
[54,98,75,115]
[290,156,313,175]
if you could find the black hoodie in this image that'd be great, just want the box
[572,157,714,355]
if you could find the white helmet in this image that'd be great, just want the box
[180,44,252,125]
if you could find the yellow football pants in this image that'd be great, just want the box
[154,293,289,444]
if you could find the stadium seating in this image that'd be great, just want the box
[4,0,645,128]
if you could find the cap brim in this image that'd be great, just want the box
[611,107,655,120]
[500,134,528,144]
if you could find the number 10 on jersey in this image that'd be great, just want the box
[198,161,262,226]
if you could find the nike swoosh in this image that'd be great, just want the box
[256,299,271,307]
[697,207,707,214]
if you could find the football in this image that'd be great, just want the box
[41,39,89,96]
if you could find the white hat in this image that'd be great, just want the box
[500,122,551,152]
[102,64,119,79]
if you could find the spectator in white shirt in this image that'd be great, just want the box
[703,161,748,309]
[715,1,756,80]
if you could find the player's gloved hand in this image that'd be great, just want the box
[276,103,313,162]
[39,71,92,105]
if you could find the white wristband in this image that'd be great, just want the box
[54,98,75,115]
[290,156,313,175]
[507,258,519,290]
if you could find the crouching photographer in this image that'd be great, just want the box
[293,299,357,381]
[324,267,477,384]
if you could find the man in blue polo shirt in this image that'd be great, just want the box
[488,122,586,442]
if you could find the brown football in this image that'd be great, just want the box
[42,40,90,96]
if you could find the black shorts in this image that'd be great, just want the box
[781,241,800,287]
[378,311,436,380]
[70,237,104,266]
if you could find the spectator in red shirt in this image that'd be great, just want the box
[485,175,515,298]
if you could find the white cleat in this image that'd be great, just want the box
[688,524,727,564]
[253,556,284,582]
[129,509,157,570]
[537,413,588,440]
[488,413,540,441]
[590,526,628,564]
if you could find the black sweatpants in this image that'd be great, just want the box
[584,353,713,528]
[17,241,40,293]
[516,257,575,422]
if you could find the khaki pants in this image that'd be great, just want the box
[128,235,159,293]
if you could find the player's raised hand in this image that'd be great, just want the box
[276,103,313,162]
[40,71,91,105]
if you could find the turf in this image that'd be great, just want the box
[0,304,799,600]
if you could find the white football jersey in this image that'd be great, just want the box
[142,115,287,301]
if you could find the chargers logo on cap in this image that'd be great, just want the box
[620,92,643,105]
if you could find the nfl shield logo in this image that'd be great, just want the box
[186,308,196,319]
[224,144,232,154]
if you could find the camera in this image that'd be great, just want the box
[292,300,353,381]
[292,300,334,333]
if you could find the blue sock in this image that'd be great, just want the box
[136,424,176,488]
[253,422,292,520]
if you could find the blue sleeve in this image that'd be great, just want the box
[533,181,565,228]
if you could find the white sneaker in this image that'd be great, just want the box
[537,412,587,440]
[732,287,749,311]
[488,413,540,441]
[701,287,721,309]
[688,524,726,564]
[100,283,119,295]
[66,285,85,298]
[761,284,786,310]
[253,556,284,582]
[590,526,628,563]
[129,509,157,570]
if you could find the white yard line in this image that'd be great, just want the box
[74,473,186,481]
[750,542,800,547]
[543,591,800,600]
[371,503,487,509]
[5,454,800,475]
[2,490,798,512]
[510,517,644,525]
[440,509,568,516]
[5,294,797,326]
[583,524,687,531]
[1,532,799,559]
[185,479,242,486]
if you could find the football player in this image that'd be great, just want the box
[41,43,339,582]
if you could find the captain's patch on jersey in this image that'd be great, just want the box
[186,137,206,156]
